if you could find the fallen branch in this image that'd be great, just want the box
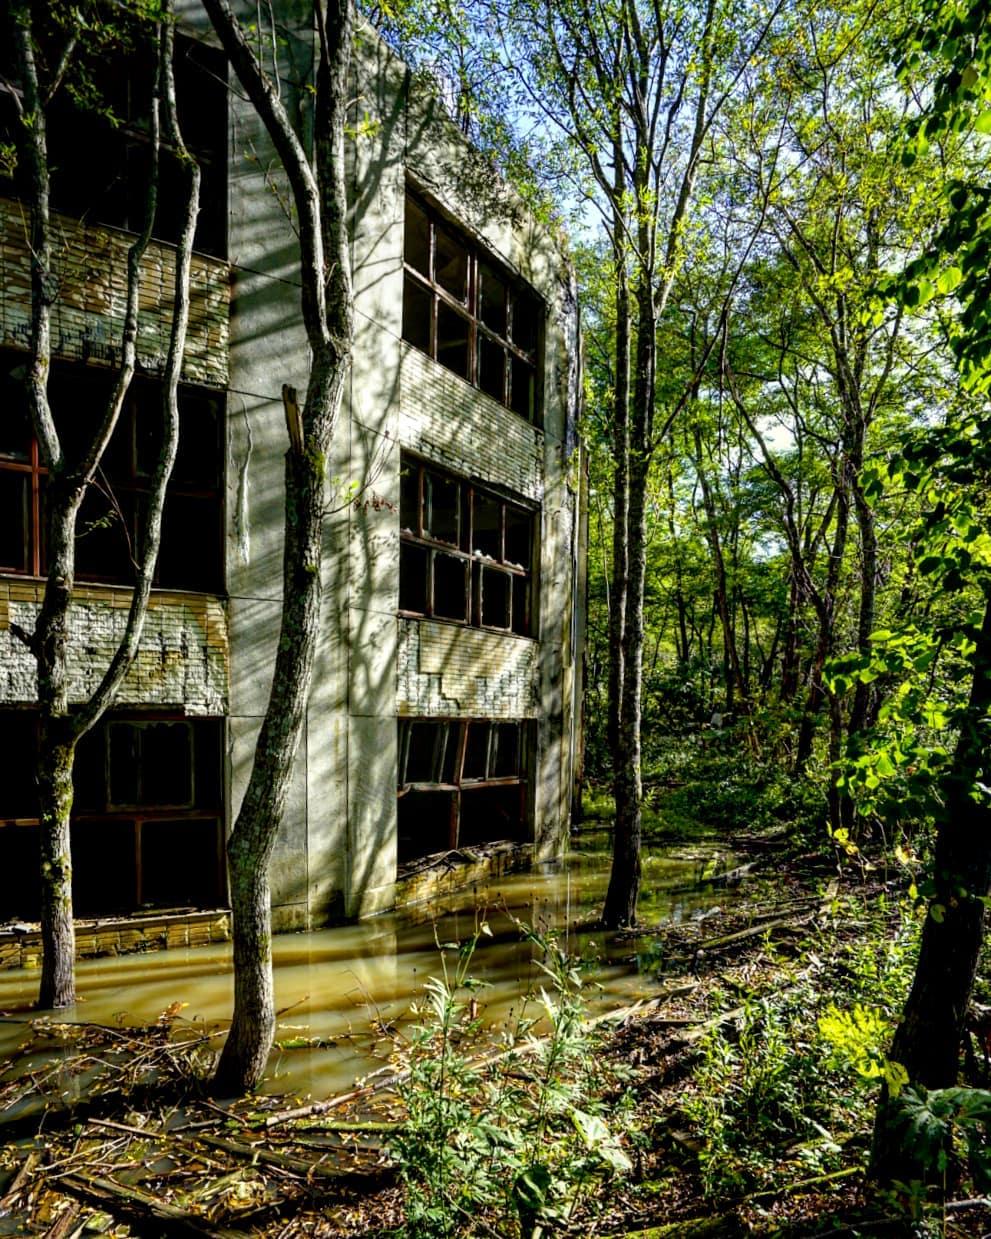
[59,1171,243,1238]
[190,1132,394,1186]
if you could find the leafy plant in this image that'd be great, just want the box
[883,1086,991,1195]
[388,921,632,1237]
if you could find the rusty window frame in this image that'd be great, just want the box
[396,717,532,862]
[398,454,536,638]
[0,351,225,594]
[0,709,227,918]
[0,33,228,258]
[401,189,543,426]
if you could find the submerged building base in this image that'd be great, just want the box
[0,910,231,972]
[0,840,536,971]
[395,839,534,912]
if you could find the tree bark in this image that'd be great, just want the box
[603,259,653,929]
[871,596,991,1183]
[203,0,353,1095]
[9,3,197,1009]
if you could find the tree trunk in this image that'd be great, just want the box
[794,481,849,773]
[10,7,195,1009]
[213,414,343,1094]
[871,596,991,1183]
[36,719,76,1009]
[603,261,652,929]
[607,197,630,757]
[204,0,353,1095]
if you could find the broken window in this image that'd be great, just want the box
[0,350,224,593]
[0,31,227,257]
[398,453,536,637]
[0,711,226,922]
[396,717,531,864]
[401,190,542,425]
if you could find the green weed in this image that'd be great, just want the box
[388,921,633,1238]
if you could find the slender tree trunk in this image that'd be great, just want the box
[780,571,801,702]
[608,199,631,756]
[848,480,877,738]
[871,596,991,1183]
[603,263,653,929]
[794,481,849,773]
[693,424,747,716]
[10,5,195,1008]
[204,0,353,1095]
[36,718,76,1009]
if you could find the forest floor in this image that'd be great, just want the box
[0,827,987,1237]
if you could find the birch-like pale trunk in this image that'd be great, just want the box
[7,3,199,1009]
[202,0,354,1095]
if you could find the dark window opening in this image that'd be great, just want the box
[480,567,512,630]
[399,453,536,637]
[462,721,490,781]
[400,461,420,533]
[1,31,227,257]
[401,190,542,425]
[433,553,469,622]
[399,542,429,613]
[404,196,431,277]
[425,472,460,545]
[0,350,224,592]
[0,711,226,922]
[398,790,456,865]
[402,278,432,355]
[459,785,524,848]
[397,717,531,865]
[478,334,506,403]
[436,303,470,380]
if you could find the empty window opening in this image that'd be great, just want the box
[0,350,224,592]
[401,190,542,425]
[399,453,536,637]
[399,542,429,613]
[480,567,512,630]
[433,553,469,622]
[0,711,225,923]
[0,31,227,257]
[397,717,531,866]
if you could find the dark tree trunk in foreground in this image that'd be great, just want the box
[871,596,991,1182]
[8,3,198,1008]
[204,0,353,1096]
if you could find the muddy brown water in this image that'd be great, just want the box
[0,831,739,1104]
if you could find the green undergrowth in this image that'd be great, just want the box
[678,902,911,1201]
[387,920,634,1238]
[583,735,826,845]
[673,891,991,1234]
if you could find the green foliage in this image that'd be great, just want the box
[882,1086,991,1192]
[389,923,632,1237]
[682,988,846,1196]
[648,741,825,839]
[682,899,920,1198]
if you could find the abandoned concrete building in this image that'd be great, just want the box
[0,14,585,963]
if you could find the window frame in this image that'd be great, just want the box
[0,31,228,258]
[0,709,227,919]
[402,188,544,425]
[0,351,226,595]
[396,717,532,861]
[399,454,537,638]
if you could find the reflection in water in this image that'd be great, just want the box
[0,834,736,1099]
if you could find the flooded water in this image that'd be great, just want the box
[0,830,737,1103]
